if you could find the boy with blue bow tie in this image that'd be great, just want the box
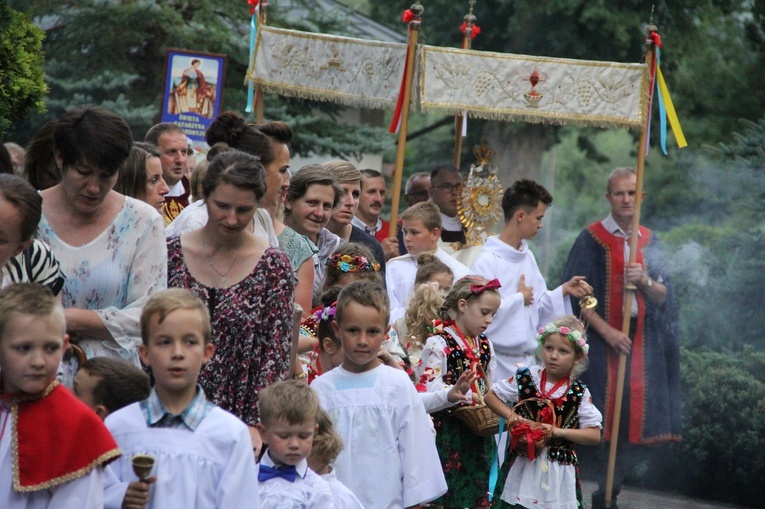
[256,380,333,508]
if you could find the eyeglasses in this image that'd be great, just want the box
[433,183,463,193]
[405,189,430,197]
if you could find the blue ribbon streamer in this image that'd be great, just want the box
[245,11,258,113]
[655,47,670,155]
[488,416,506,502]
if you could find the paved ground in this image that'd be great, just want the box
[581,481,748,509]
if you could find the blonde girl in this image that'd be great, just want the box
[418,275,501,508]
[484,315,602,509]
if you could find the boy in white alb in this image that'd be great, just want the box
[103,289,259,509]
[311,281,447,508]
[471,180,592,381]
[386,201,470,323]
[256,380,333,508]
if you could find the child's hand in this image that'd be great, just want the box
[377,348,404,370]
[121,477,155,509]
[447,369,480,403]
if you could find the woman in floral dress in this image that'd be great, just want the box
[167,150,294,454]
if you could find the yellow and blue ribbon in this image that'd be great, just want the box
[651,40,687,154]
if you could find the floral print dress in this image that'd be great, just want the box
[167,236,295,426]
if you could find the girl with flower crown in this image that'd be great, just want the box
[417,275,501,508]
[484,315,602,509]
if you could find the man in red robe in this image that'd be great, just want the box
[562,167,681,509]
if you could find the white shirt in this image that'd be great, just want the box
[258,453,334,509]
[103,403,259,509]
[166,180,185,198]
[351,215,382,236]
[321,469,363,509]
[386,248,471,324]
[471,236,571,381]
[440,212,463,232]
[311,365,447,508]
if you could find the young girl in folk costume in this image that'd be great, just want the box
[299,287,344,384]
[394,254,454,370]
[418,275,501,508]
[297,243,382,356]
[485,315,602,509]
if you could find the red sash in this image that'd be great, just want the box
[1,380,120,492]
[588,221,652,442]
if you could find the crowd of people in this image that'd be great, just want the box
[0,106,681,509]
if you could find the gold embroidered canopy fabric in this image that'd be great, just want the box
[247,26,648,129]
[248,26,406,110]
[420,46,648,129]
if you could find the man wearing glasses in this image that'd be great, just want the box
[428,165,466,245]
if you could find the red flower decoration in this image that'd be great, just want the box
[402,9,414,23]
[459,21,481,40]
[248,0,259,16]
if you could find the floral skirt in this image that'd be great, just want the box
[433,412,494,507]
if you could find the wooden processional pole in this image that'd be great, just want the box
[453,1,477,168]
[604,22,658,509]
[388,3,424,236]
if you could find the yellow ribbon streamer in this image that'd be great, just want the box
[657,66,688,148]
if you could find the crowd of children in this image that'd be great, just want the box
[1,280,601,509]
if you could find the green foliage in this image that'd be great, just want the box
[670,347,765,506]
[5,0,390,160]
[0,2,47,137]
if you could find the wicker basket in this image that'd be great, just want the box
[508,397,555,459]
[451,367,500,437]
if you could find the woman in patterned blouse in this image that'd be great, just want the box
[167,149,295,455]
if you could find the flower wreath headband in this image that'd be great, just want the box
[536,323,590,356]
[327,253,380,273]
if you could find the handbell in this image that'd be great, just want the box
[579,295,598,310]
[131,454,155,482]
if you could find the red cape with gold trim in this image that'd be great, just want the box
[1,380,121,492]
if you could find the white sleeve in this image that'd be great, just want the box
[417,335,450,392]
[578,387,603,429]
[398,384,448,506]
[95,211,167,352]
[216,421,260,508]
[418,389,454,413]
[492,376,519,405]
[50,467,104,509]
[103,461,129,509]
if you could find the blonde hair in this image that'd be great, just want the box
[0,283,65,342]
[400,201,441,232]
[259,379,321,426]
[321,159,362,184]
[404,284,444,347]
[536,315,590,378]
[310,408,343,465]
[140,289,211,346]
[336,281,389,326]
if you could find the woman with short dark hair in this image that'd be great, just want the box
[37,106,167,378]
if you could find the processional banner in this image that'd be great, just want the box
[247,26,648,129]
[420,46,648,129]
[248,26,407,110]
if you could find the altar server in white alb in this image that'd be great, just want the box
[470,180,592,381]
[103,289,259,509]
[311,281,448,509]
[386,201,471,323]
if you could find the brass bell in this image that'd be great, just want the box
[579,295,598,310]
